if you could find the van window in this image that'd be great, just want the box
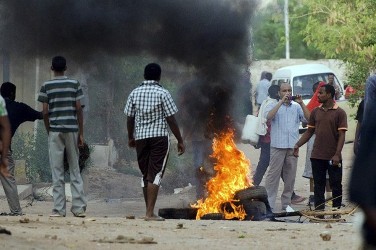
[292,73,342,100]
[271,79,289,86]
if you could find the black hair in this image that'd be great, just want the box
[322,84,335,98]
[312,81,320,93]
[51,56,67,72]
[1,81,16,99]
[144,63,161,80]
[268,84,280,99]
[265,72,272,81]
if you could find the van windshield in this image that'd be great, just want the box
[292,73,341,100]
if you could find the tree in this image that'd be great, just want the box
[252,0,323,60]
[302,0,376,105]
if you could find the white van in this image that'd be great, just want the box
[271,63,344,102]
[271,63,356,141]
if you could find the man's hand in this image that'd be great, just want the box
[295,94,303,104]
[177,142,185,155]
[0,158,9,177]
[128,138,136,148]
[330,154,341,166]
[78,134,84,147]
[293,144,299,157]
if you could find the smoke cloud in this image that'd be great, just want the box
[0,0,257,134]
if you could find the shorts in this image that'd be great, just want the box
[136,136,170,187]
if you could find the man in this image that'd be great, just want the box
[294,84,347,215]
[349,74,376,248]
[0,82,42,215]
[38,56,87,218]
[253,84,280,185]
[327,73,341,100]
[125,63,185,221]
[264,82,310,211]
[255,71,272,109]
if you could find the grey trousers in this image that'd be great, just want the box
[0,150,22,214]
[265,147,298,211]
[48,132,87,215]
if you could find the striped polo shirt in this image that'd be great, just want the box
[124,80,178,140]
[38,76,83,132]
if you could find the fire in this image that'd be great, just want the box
[192,129,252,220]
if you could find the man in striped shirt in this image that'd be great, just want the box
[38,56,87,218]
[125,63,185,221]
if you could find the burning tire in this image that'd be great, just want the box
[241,200,267,221]
[200,213,225,220]
[234,186,268,201]
[158,208,198,220]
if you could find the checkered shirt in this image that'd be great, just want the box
[124,80,178,140]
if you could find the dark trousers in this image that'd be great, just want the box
[253,141,270,186]
[311,158,342,210]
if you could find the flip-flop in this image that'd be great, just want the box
[144,216,165,221]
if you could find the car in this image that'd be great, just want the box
[271,63,356,141]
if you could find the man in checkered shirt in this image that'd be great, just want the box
[124,63,185,221]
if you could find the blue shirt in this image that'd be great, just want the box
[265,102,307,148]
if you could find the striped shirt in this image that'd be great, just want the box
[0,96,7,117]
[124,80,178,140]
[38,76,83,132]
[265,102,307,148]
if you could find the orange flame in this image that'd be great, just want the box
[192,129,252,220]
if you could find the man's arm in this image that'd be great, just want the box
[75,100,84,147]
[42,103,50,134]
[126,116,136,148]
[166,115,185,155]
[266,100,284,120]
[0,115,11,177]
[22,103,43,121]
[293,127,314,157]
[331,130,346,165]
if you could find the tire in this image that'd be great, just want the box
[200,213,224,220]
[241,200,267,221]
[234,186,268,201]
[158,208,198,220]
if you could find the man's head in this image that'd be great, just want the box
[279,82,292,103]
[144,63,161,81]
[268,84,280,99]
[265,72,272,81]
[318,84,335,103]
[327,73,335,85]
[51,56,67,72]
[1,82,16,100]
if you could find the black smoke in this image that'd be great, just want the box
[0,0,257,135]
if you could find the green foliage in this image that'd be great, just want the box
[252,0,323,60]
[12,121,50,183]
[302,0,376,100]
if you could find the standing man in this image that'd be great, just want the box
[125,63,185,221]
[264,82,310,211]
[327,73,341,100]
[38,56,87,218]
[349,74,376,248]
[294,84,347,214]
[0,82,42,215]
[255,72,272,110]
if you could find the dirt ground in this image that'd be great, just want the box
[0,142,365,250]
